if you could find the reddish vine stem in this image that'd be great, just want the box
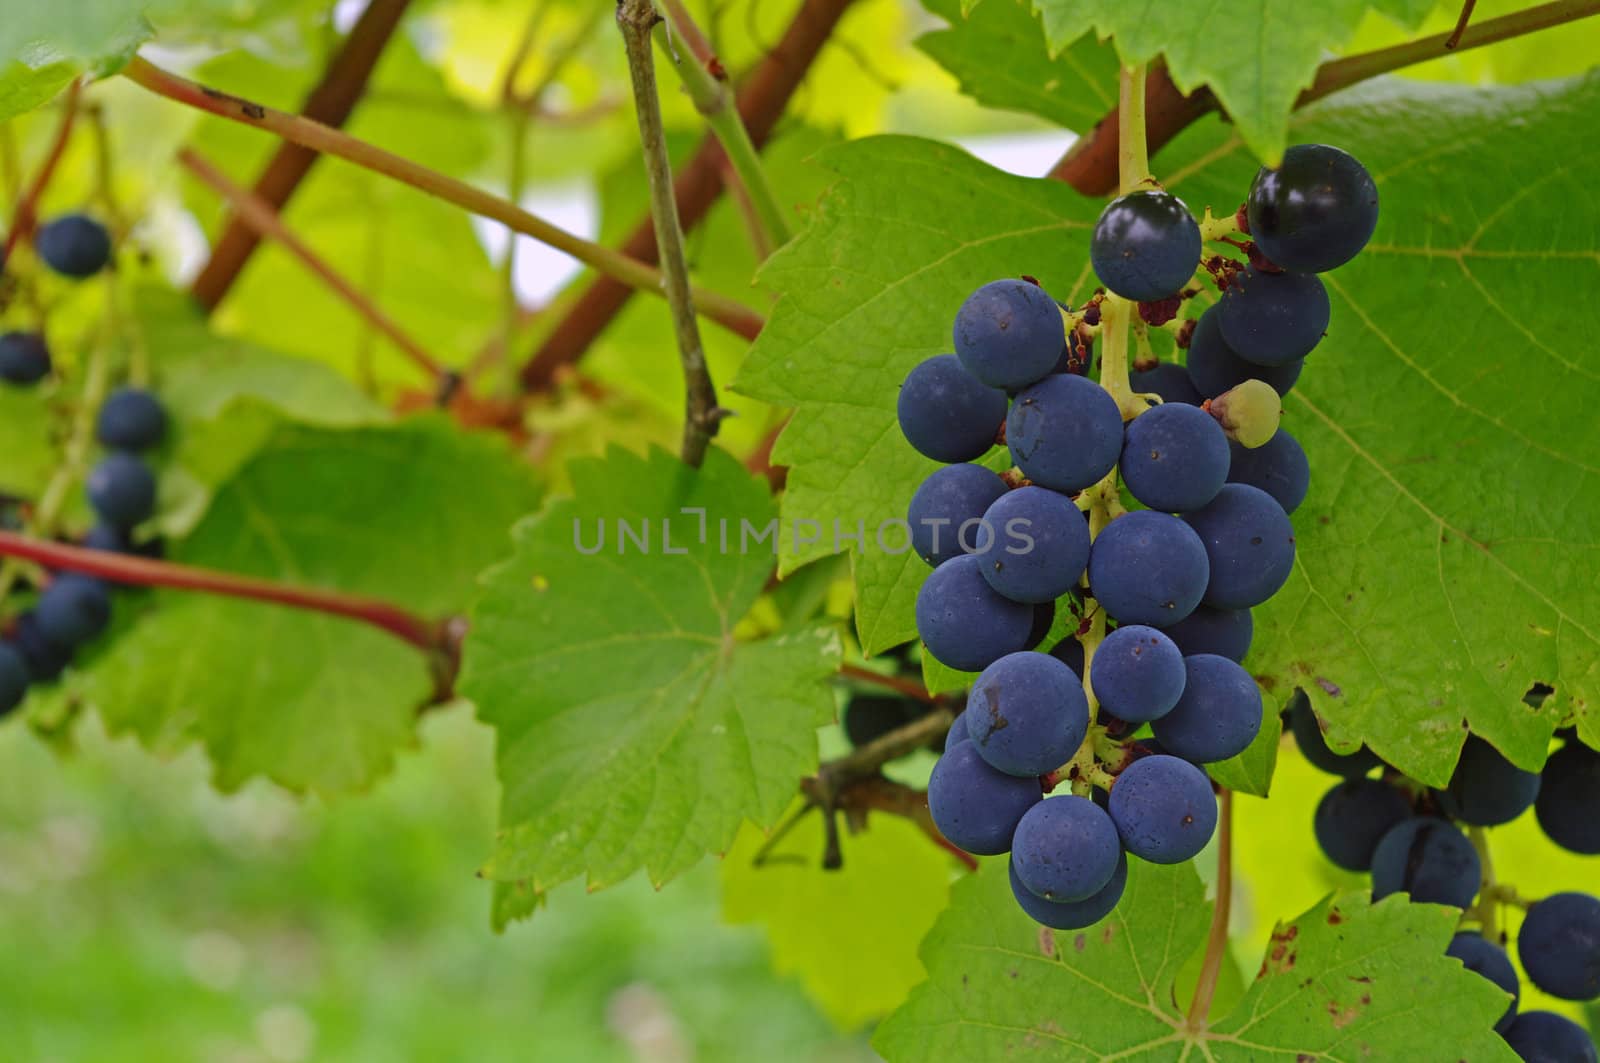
[838,663,938,704]
[1047,0,1600,196]
[191,0,412,312]
[179,147,450,385]
[518,0,856,391]
[1,78,84,264]
[0,531,446,655]
[1186,788,1234,1029]
[121,56,765,342]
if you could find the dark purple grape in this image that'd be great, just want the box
[953,279,1063,390]
[1120,402,1230,513]
[1313,778,1412,872]
[1006,373,1124,493]
[1518,892,1600,1002]
[1090,191,1201,302]
[1108,753,1217,863]
[1185,306,1303,399]
[1089,624,1185,724]
[907,463,1008,568]
[972,486,1090,604]
[1008,850,1127,930]
[926,740,1040,856]
[1437,735,1540,827]
[1162,604,1252,663]
[1247,144,1378,274]
[0,331,51,385]
[1227,429,1309,514]
[915,554,1034,672]
[1536,742,1600,855]
[1011,794,1121,902]
[1150,653,1262,764]
[1182,484,1296,610]
[1216,267,1329,366]
[1370,818,1480,909]
[965,651,1088,777]
[1087,511,1209,628]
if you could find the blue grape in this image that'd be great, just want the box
[1247,144,1379,275]
[1162,604,1252,663]
[1437,735,1540,827]
[1502,1011,1598,1063]
[1048,635,1084,676]
[12,612,70,682]
[1313,778,1412,872]
[1006,373,1124,492]
[1535,742,1600,855]
[35,213,113,278]
[945,707,972,751]
[1288,692,1380,777]
[1150,653,1262,764]
[1370,818,1480,909]
[1119,402,1230,513]
[1216,268,1329,366]
[1109,753,1217,863]
[908,463,1008,567]
[0,641,28,715]
[965,651,1088,777]
[82,524,133,554]
[1009,850,1127,930]
[927,740,1040,855]
[0,331,51,385]
[1011,794,1122,901]
[1446,932,1519,1035]
[1518,892,1600,1001]
[972,486,1090,604]
[1183,484,1295,609]
[1185,307,1303,399]
[1131,362,1202,406]
[915,554,1034,672]
[953,279,1063,390]
[96,387,169,452]
[1087,510,1209,628]
[1227,429,1309,514]
[1089,624,1185,724]
[1089,191,1201,302]
[35,574,112,648]
[86,452,157,528]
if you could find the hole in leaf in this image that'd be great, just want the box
[1522,681,1555,708]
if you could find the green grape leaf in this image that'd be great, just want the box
[735,136,1097,655]
[461,446,841,900]
[1027,0,1433,164]
[1205,699,1282,797]
[722,809,953,1030]
[0,57,79,123]
[65,419,539,795]
[917,0,1119,131]
[0,6,147,79]
[876,860,1516,1060]
[1160,73,1600,782]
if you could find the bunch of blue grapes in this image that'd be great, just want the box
[894,145,1380,933]
[0,214,165,718]
[1296,699,1600,1060]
